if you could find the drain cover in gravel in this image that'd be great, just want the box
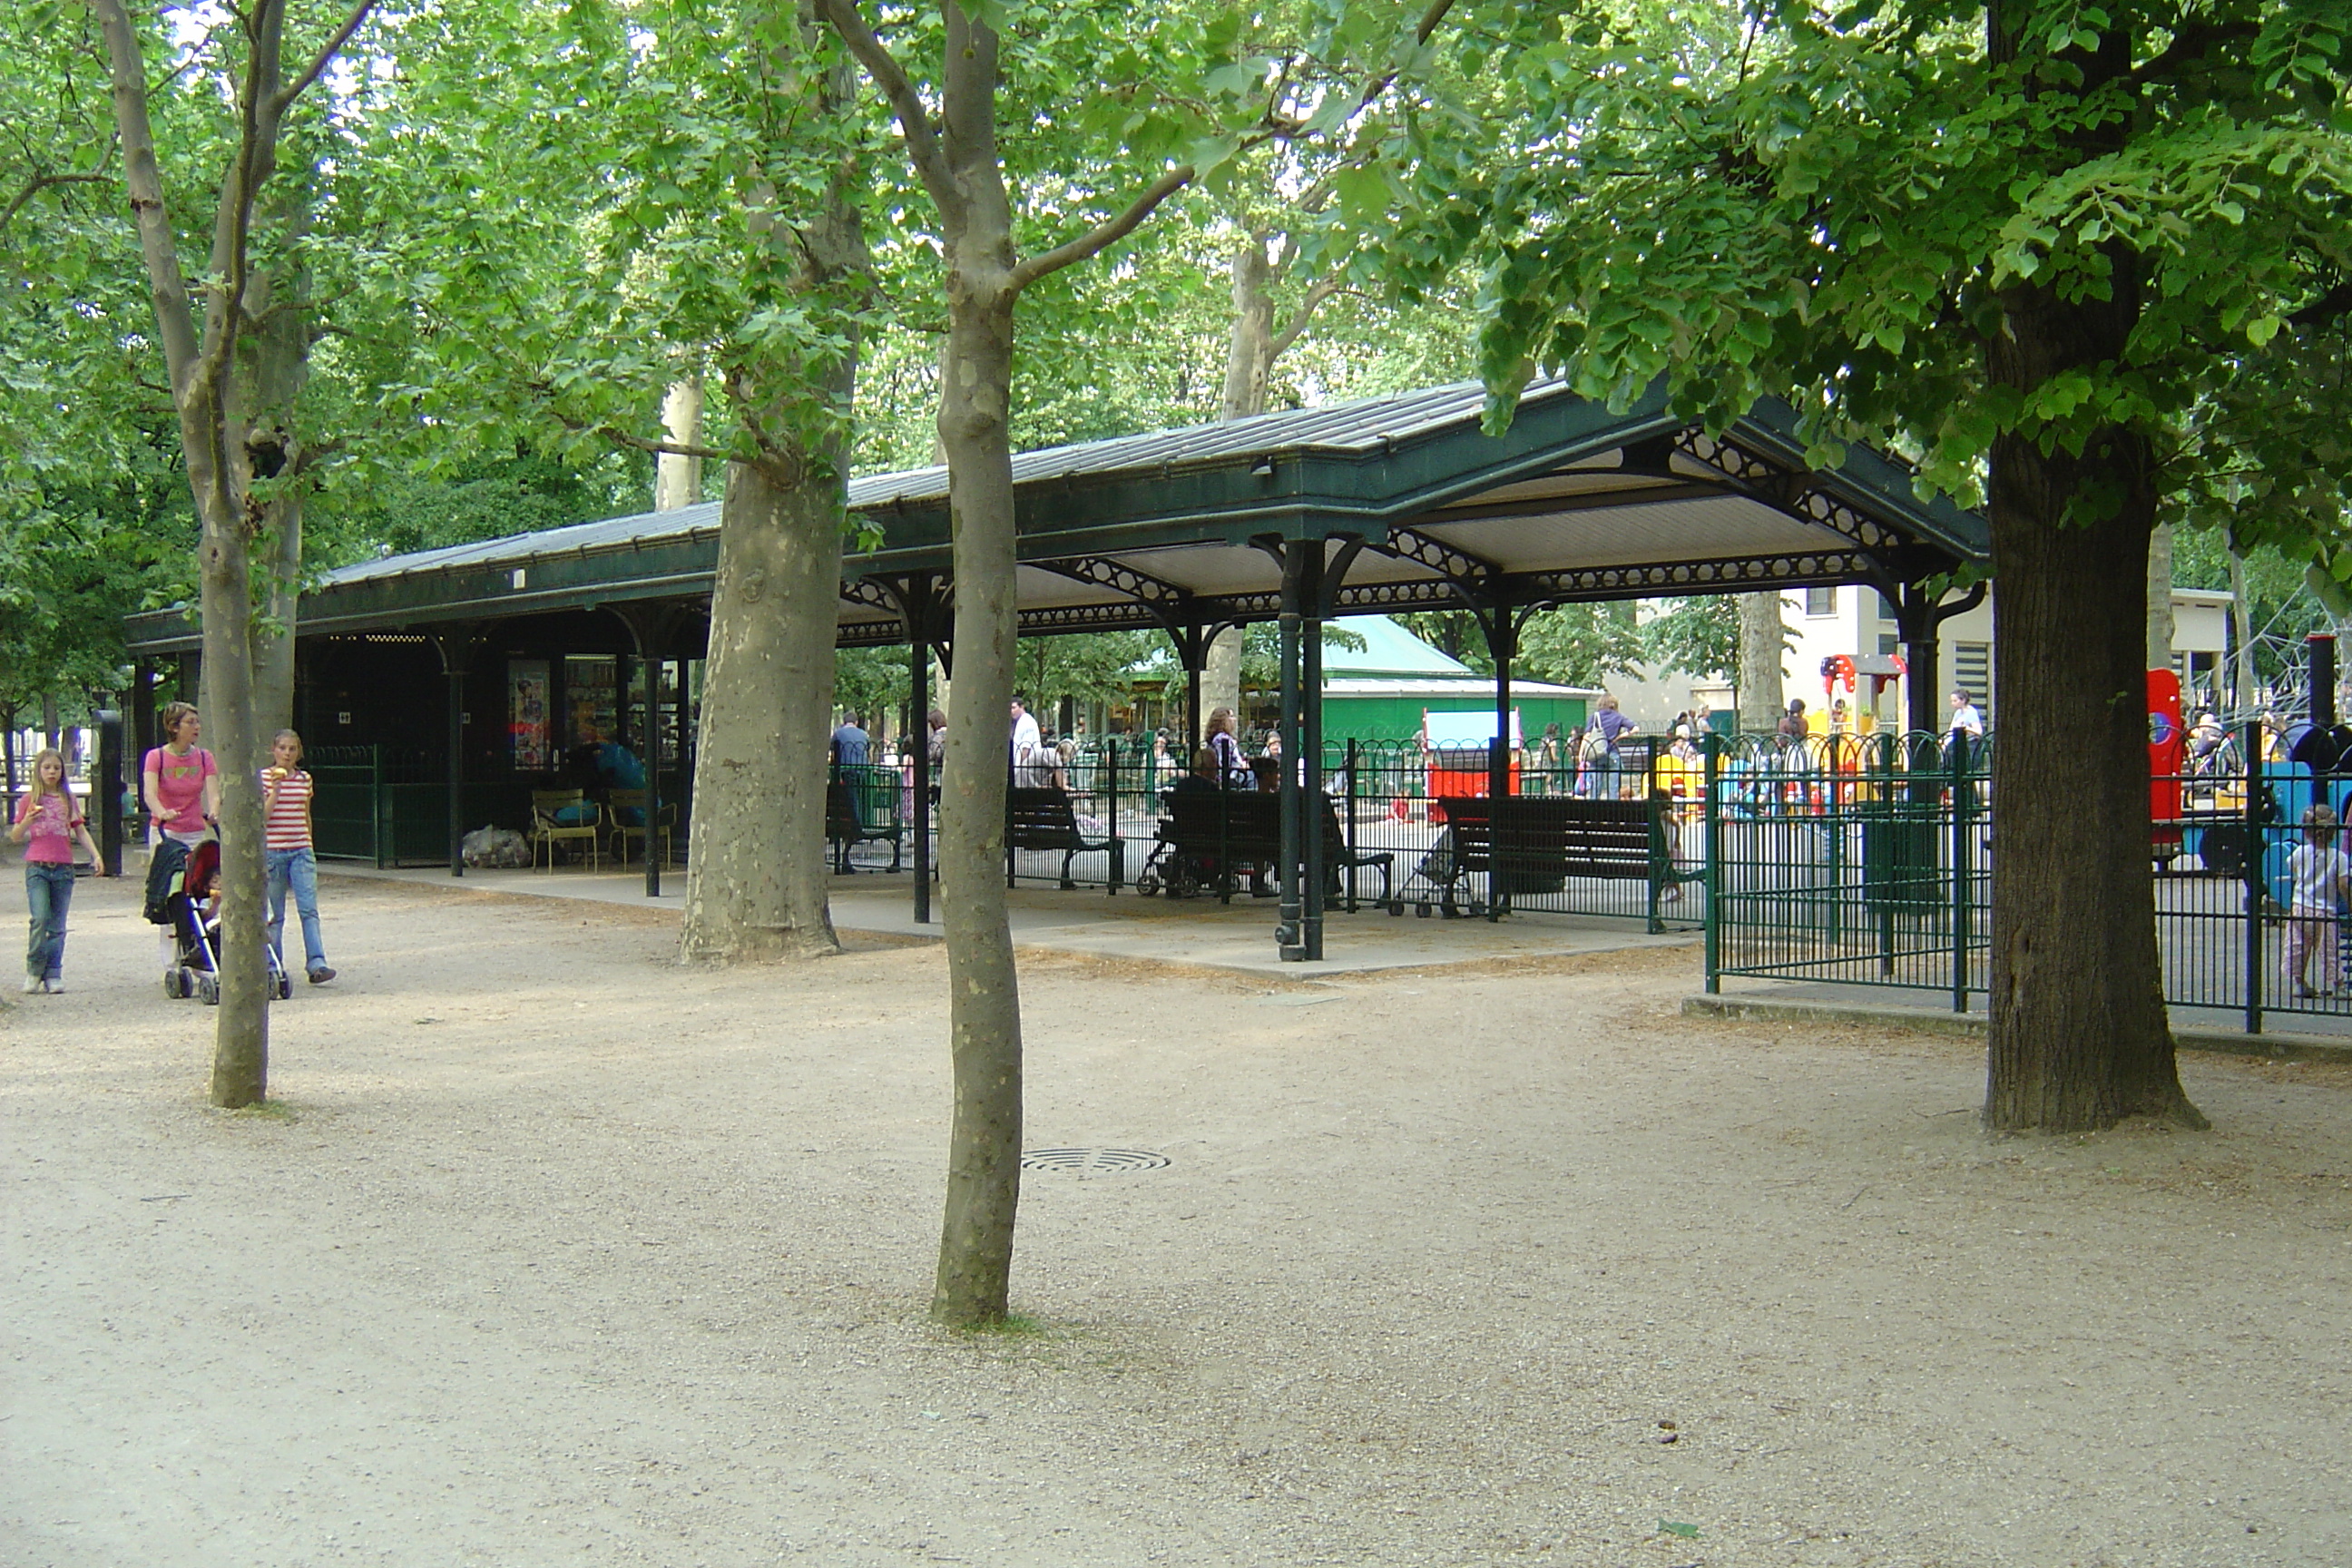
[1020,1147,1171,1177]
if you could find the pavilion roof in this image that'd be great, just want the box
[124,378,1985,656]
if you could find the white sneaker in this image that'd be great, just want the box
[21,975,39,994]
[42,979,62,994]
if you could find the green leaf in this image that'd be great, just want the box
[1659,1521,1702,1539]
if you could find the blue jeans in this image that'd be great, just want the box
[25,862,74,981]
[265,847,328,974]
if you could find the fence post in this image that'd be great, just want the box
[2245,724,2264,1036]
[1105,743,1122,892]
[1345,738,1359,879]
[1949,730,1970,1014]
[1876,730,1896,976]
[370,744,387,868]
[1703,732,1721,993]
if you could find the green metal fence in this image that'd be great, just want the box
[1704,730,1990,1006]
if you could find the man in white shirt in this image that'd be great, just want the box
[1008,696,1043,784]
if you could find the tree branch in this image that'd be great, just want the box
[812,0,954,213]
[1009,166,1197,293]
[0,167,113,240]
[88,0,202,392]
[1268,270,1347,361]
[2288,280,2352,328]
[539,397,737,465]
[272,0,379,114]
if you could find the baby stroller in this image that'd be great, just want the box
[152,840,291,1004]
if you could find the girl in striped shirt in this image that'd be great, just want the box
[262,730,334,985]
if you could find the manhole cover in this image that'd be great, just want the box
[1020,1147,1170,1178]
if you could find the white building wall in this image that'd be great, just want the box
[1777,583,2232,732]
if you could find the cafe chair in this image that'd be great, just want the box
[530,789,602,872]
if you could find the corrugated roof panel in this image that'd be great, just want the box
[316,502,722,588]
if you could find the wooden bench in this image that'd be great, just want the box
[827,768,902,873]
[1425,795,1689,916]
[1006,786,1121,890]
[1147,790,1396,911]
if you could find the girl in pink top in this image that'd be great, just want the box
[9,748,107,994]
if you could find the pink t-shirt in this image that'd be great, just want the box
[14,791,81,864]
[145,745,217,833]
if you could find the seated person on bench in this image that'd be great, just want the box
[1171,749,1221,795]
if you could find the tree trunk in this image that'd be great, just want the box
[1219,235,1275,422]
[1736,592,1785,734]
[246,182,312,756]
[679,0,864,964]
[655,379,705,511]
[2145,521,2174,676]
[1200,627,1243,745]
[932,270,1024,1326]
[2230,544,2255,714]
[1984,282,2202,1132]
[199,489,272,1106]
[680,458,845,960]
[1195,238,1275,743]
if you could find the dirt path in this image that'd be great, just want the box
[5,872,2351,1566]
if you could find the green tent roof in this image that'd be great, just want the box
[1323,615,1474,678]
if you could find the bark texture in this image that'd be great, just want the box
[93,0,349,1107]
[1736,592,1786,734]
[1200,628,1243,744]
[1983,284,2203,1132]
[1979,3,2202,1132]
[655,379,705,511]
[2145,521,2174,675]
[926,6,1024,1325]
[678,0,864,965]
[681,458,845,961]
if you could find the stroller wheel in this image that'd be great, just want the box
[163,966,182,1000]
[198,974,220,1006]
[276,974,292,1001]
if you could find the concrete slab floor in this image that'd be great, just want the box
[315,859,1699,978]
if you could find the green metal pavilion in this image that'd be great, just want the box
[123,377,1990,960]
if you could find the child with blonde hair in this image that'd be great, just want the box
[9,748,108,993]
[2284,803,2351,998]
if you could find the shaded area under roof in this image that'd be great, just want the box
[124,378,1988,657]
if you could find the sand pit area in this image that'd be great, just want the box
[6,871,2352,1566]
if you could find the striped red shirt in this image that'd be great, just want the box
[264,769,313,850]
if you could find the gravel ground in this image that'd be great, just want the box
[5,871,2352,1568]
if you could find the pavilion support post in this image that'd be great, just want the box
[1897,582,1988,740]
[1277,544,1308,961]
[880,571,950,926]
[1484,607,1517,921]
[96,706,125,877]
[614,605,673,898]
[433,627,478,878]
[911,629,933,924]
[131,662,156,846]
[1301,553,1328,962]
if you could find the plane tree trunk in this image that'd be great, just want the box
[1983,271,2203,1132]
[1736,593,1785,735]
[681,454,848,960]
[92,0,365,1106]
[679,0,866,965]
[822,0,1204,1325]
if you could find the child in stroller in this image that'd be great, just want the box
[152,839,291,1004]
